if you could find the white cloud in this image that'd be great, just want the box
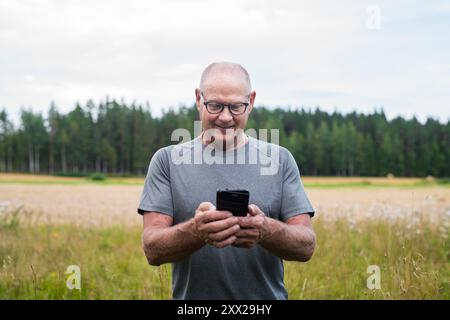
[0,0,449,125]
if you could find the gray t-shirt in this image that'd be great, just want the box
[137,136,314,300]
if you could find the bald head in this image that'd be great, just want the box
[199,62,252,94]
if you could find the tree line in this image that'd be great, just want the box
[0,98,448,177]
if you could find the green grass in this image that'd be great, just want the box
[0,217,171,299]
[285,219,449,299]
[304,178,450,189]
[0,177,448,188]
[304,182,442,189]
[0,179,143,186]
[0,208,448,299]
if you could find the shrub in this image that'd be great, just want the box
[89,173,106,181]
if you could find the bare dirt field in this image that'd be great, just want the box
[1,183,448,227]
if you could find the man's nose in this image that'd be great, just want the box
[218,106,233,122]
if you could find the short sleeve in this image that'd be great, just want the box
[280,149,315,221]
[137,148,174,217]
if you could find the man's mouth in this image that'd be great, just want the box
[214,125,235,131]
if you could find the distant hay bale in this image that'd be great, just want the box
[426,175,434,183]
[387,173,395,179]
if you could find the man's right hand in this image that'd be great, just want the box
[191,202,240,248]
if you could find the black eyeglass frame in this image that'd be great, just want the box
[201,92,250,115]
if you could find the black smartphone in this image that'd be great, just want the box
[216,189,250,217]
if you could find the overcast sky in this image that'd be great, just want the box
[1,0,449,125]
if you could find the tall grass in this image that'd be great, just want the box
[285,217,449,299]
[0,206,448,299]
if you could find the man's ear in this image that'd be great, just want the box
[247,91,256,114]
[195,88,201,112]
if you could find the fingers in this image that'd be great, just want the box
[235,228,259,239]
[248,204,264,216]
[202,210,233,223]
[209,224,240,241]
[238,216,258,228]
[213,235,237,248]
[196,202,266,249]
[200,216,239,233]
[195,209,232,226]
[247,204,258,216]
[239,205,266,228]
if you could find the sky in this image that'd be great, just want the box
[1,0,449,126]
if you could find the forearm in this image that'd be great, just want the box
[259,217,316,262]
[142,218,204,266]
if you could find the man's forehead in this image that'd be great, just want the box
[202,79,249,99]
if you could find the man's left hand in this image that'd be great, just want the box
[233,204,272,248]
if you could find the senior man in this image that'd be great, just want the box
[138,62,315,300]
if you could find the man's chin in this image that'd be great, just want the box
[211,135,234,148]
[203,127,245,149]
[207,134,239,150]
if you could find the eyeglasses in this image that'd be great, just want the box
[201,92,249,115]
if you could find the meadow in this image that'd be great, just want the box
[0,174,448,299]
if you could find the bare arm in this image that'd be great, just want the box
[142,212,204,266]
[142,202,240,266]
[259,214,316,262]
[235,205,316,262]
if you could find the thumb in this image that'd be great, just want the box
[248,204,260,216]
[198,202,215,212]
